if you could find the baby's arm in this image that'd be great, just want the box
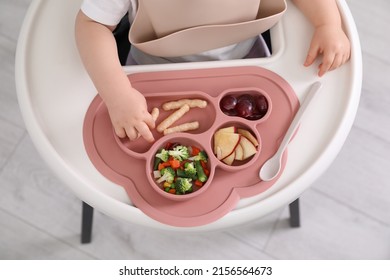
[75,11,155,142]
[292,0,351,76]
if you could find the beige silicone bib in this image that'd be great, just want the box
[129,0,287,57]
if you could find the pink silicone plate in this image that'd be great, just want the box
[83,66,299,227]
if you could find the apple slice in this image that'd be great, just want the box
[213,128,233,153]
[214,132,240,160]
[217,126,236,134]
[215,146,223,160]
[237,128,258,147]
[239,136,257,160]
[234,144,244,160]
[222,151,235,165]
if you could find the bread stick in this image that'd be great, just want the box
[162,99,207,111]
[156,104,190,133]
[163,121,200,135]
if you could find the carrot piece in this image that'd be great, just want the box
[158,162,171,170]
[168,189,176,194]
[191,146,200,156]
[199,160,209,176]
[164,142,173,150]
[200,161,207,169]
[194,180,203,187]
[169,159,181,169]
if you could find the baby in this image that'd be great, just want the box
[75,0,351,143]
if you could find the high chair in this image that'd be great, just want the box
[15,0,362,243]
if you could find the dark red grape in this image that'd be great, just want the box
[221,92,267,120]
[237,94,254,103]
[246,113,264,120]
[221,108,238,116]
[254,95,268,115]
[235,99,254,118]
[220,95,237,111]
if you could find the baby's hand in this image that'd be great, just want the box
[304,24,351,77]
[106,88,155,142]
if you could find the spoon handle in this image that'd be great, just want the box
[276,81,322,157]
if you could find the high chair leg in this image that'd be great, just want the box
[289,198,301,228]
[81,201,94,244]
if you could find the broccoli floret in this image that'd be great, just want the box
[155,148,169,162]
[194,160,208,183]
[168,145,189,161]
[156,167,175,184]
[188,150,208,162]
[184,162,197,178]
[175,177,193,194]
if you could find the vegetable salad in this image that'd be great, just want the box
[153,142,209,195]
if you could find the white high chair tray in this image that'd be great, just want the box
[15,0,362,231]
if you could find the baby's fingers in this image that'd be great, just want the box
[319,49,349,76]
[342,50,351,65]
[125,126,139,141]
[144,112,156,130]
[136,122,155,143]
[318,52,336,77]
[304,45,320,67]
[114,126,127,138]
[329,53,344,71]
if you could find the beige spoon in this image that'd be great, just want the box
[259,81,322,181]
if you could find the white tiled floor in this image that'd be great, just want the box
[0,0,389,259]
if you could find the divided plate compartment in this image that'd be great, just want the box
[83,66,299,227]
[113,88,270,201]
[114,91,217,158]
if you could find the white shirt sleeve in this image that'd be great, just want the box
[80,0,134,26]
